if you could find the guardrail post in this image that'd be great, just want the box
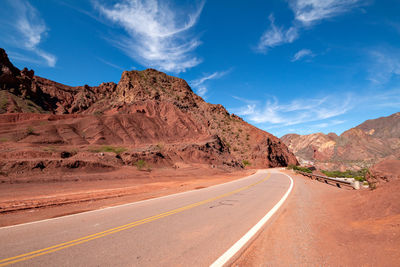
[352,181,360,190]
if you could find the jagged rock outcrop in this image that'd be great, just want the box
[0,48,297,178]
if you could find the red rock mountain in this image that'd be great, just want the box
[0,48,297,181]
[281,112,400,171]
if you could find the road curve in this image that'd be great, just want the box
[0,169,292,267]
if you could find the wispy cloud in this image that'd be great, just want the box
[368,49,400,84]
[95,0,204,73]
[232,87,400,137]
[233,94,352,126]
[190,70,231,98]
[291,49,314,62]
[359,88,400,108]
[97,57,125,71]
[290,0,362,26]
[257,14,298,52]
[235,104,257,116]
[312,119,346,128]
[256,0,365,52]
[2,0,57,67]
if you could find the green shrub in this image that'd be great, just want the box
[26,126,35,135]
[287,165,312,173]
[321,168,368,181]
[242,160,251,167]
[89,146,127,155]
[135,159,146,170]
[287,164,296,170]
[43,146,57,152]
[296,166,312,173]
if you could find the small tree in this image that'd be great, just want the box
[242,160,251,167]
[26,126,35,135]
[135,159,146,170]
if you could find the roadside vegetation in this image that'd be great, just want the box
[287,165,312,173]
[26,126,36,135]
[134,159,151,171]
[89,145,127,155]
[288,164,368,181]
[42,146,58,152]
[242,160,251,167]
[321,169,368,181]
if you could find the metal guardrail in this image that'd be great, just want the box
[295,171,360,190]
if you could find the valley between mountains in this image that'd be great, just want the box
[1,47,399,266]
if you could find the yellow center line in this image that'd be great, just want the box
[0,173,271,266]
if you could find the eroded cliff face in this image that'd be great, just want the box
[281,112,400,171]
[0,48,297,180]
[366,158,400,187]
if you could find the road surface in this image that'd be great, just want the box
[0,169,292,266]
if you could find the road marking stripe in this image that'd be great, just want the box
[1,171,264,230]
[0,173,271,266]
[210,172,294,267]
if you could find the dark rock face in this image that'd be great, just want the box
[0,48,297,168]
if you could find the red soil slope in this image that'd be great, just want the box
[0,48,297,183]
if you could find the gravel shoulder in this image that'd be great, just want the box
[234,170,400,266]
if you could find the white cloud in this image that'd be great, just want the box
[190,70,230,98]
[368,49,400,84]
[196,86,208,98]
[257,14,298,52]
[359,88,400,109]
[236,104,256,116]
[191,70,230,87]
[234,94,352,126]
[95,0,204,73]
[256,0,364,52]
[291,49,314,62]
[34,49,56,67]
[232,88,400,137]
[312,119,346,128]
[290,0,361,25]
[6,0,57,67]
[97,57,125,71]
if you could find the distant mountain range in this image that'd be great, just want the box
[281,112,400,171]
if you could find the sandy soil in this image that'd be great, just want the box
[234,170,400,266]
[0,166,255,227]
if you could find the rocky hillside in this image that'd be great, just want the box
[0,48,297,181]
[281,112,400,171]
[366,158,400,188]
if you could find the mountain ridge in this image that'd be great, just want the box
[0,48,297,181]
[281,112,400,171]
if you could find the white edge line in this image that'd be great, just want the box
[210,172,294,267]
[0,170,268,230]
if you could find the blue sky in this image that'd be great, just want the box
[1,0,399,137]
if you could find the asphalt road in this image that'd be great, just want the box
[0,169,292,267]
